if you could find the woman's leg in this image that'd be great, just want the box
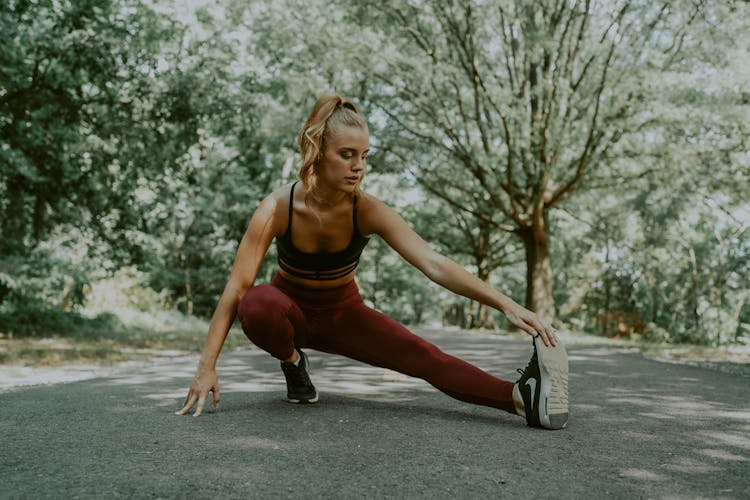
[237,284,319,403]
[314,301,517,413]
[236,284,311,361]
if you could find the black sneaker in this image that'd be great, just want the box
[516,334,569,429]
[280,349,318,404]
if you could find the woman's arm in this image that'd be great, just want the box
[363,195,557,346]
[197,193,279,370]
[177,191,281,416]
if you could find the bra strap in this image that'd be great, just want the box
[287,181,298,233]
[352,194,360,235]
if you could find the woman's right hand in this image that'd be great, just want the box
[175,367,220,417]
[501,300,558,347]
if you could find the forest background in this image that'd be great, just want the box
[1,0,748,363]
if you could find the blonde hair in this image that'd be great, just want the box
[297,94,368,204]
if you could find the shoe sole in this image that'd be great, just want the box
[287,394,319,404]
[533,335,569,429]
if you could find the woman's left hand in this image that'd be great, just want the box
[502,301,558,347]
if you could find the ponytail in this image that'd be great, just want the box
[297,94,368,203]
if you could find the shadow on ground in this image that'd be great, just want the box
[1,328,748,498]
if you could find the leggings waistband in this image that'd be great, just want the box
[270,270,362,307]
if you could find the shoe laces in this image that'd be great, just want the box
[516,349,538,379]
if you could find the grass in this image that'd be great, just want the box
[0,300,253,366]
[0,319,249,367]
[1,306,748,377]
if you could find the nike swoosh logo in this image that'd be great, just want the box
[525,378,537,413]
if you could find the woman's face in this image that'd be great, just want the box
[317,125,369,192]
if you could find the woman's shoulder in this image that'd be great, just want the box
[248,182,297,235]
[264,181,297,206]
[356,190,396,236]
[356,189,386,212]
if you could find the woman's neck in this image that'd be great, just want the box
[305,182,351,212]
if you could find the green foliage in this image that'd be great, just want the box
[1,0,748,347]
[554,174,749,345]
[1,0,275,318]
[0,298,124,338]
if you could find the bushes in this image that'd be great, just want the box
[0,300,124,338]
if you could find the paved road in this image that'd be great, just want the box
[1,328,748,499]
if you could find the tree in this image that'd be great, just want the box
[551,0,750,343]
[0,0,178,308]
[412,187,521,328]
[352,0,708,321]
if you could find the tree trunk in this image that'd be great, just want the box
[180,252,193,316]
[471,229,495,330]
[602,238,612,336]
[185,271,193,316]
[442,302,467,328]
[472,252,496,329]
[412,292,424,324]
[518,213,556,322]
[686,245,701,335]
[732,294,746,341]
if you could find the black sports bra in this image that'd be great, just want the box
[276,181,370,280]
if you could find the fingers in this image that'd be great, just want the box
[175,374,220,417]
[176,389,219,417]
[511,314,545,344]
[193,394,207,417]
[213,385,221,408]
[535,321,558,347]
[520,313,556,347]
[532,328,549,347]
[175,392,198,416]
[542,329,556,347]
[547,325,559,346]
[519,322,539,339]
[507,304,559,347]
[533,323,555,347]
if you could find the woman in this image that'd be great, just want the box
[176,95,569,430]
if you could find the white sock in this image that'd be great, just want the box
[512,383,526,417]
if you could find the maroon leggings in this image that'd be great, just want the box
[237,271,516,413]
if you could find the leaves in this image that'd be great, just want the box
[1,0,747,344]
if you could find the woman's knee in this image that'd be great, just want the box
[238,285,287,318]
[236,285,299,357]
[237,285,293,334]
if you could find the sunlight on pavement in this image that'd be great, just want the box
[697,448,748,462]
[93,329,536,406]
[2,328,748,499]
[697,431,750,451]
[619,468,667,481]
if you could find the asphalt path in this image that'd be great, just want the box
[1,328,748,499]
